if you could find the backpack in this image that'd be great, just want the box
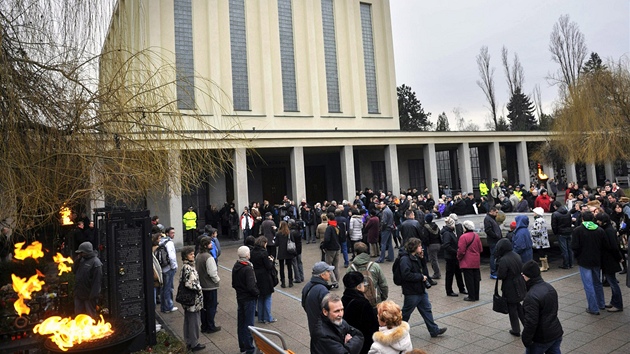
[392,254,404,286]
[350,262,378,307]
[155,239,170,267]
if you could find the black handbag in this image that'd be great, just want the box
[492,279,509,314]
[176,280,196,306]
[270,266,279,287]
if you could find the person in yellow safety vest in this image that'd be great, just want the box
[479,179,489,197]
[183,206,197,245]
[513,185,523,201]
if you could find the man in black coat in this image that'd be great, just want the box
[302,262,333,350]
[312,293,364,354]
[341,272,378,354]
[232,246,259,354]
[551,201,574,269]
[496,238,526,336]
[399,210,425,247]
[571,210,606,314]
[484,207,503,279]
[521,260,563,353]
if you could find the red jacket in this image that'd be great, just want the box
[457,231,483,269]
[534,195,551,212]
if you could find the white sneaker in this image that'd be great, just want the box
[167,307,178,313]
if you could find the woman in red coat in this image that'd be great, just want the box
[534,189,552,212]
[457,220,483,301]
[364,210,381,257]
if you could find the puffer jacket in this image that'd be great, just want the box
[495,239,526,303]
[522,276,563,348]
[349,215,364,242]
[180,260,203,312]
[368,322,413,354]
[440,226,458,260]
[73,251,103,300]
[425,222,441,244]
[551,206,573,235]
[512,215,533,263]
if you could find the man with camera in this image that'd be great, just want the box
[399,237,447,338]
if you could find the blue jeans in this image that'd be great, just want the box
[489,243,497,276]
[161,268,176,312]
[401,293,439,335]
[526,337,562,354]
[257,294,273,322]
[378,229,394,262]
[557,234,573,267]
[292,255,304,282]
[603,273,623,309]
[579,266,605,312]
[237,299,256,354]
[341,242,349,266]
[201,289,218,330]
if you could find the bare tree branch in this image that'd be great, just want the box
[548,14,588,92]
[476,46,498,130]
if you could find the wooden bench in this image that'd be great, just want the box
[248,326,294,354]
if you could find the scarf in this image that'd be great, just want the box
[582,221,598,230]
[328,220,338,227]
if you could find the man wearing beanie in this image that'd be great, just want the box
[302,261,333,350]
[521,260,563,353]
[571,210,606,315]
[341,272,379,353]
[232,246,259,354]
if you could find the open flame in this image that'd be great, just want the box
[60,206,74,226]
[33,314,113,352]
[53,253,74,276]
[12,273,46,316]
[537,163,548,180]
[13,241,45,261]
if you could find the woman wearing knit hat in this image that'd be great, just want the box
[441,217,467,297]
[457,220,483,301]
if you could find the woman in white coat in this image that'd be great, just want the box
[369,300,413,354]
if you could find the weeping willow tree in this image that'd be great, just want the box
[0,1,239,231]
[540,58,630,164]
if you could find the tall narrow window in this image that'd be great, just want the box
[360,3,379,114]
[321,0,340,112]
[470,147,482,187]
[229,0,250,111]
[436,151,452,188]
[408,159,426,190]
[372,161,386,191]
[278,0,298,111]
[174,0,195,110]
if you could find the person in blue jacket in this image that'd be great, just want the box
[512,215,533,263]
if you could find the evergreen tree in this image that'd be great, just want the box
[581,52,607,75]
[397,84,432,131]
[507,87,537,131]
[435,112,450,131]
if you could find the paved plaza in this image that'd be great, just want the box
[157,241,630,353]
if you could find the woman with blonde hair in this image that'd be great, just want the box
[369,300,413,354]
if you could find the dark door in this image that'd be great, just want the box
[306,166,327,204]
[262,167,286,204]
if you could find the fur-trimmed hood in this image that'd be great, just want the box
[369,321,413,353]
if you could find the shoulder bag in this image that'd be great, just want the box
[492,279,508,314]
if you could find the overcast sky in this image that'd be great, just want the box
[390,0,630,129]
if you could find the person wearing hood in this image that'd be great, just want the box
[512,215,534,264]
[551,201,574,269]
[73,241,102,318]
[425,214,442,280]
[531,207,551,271]
[495,239,527,336]
[520,260,563,353]
[368,300,413,354]
[232,246,260,354]
[342,272,379,354]
[457,221,483,301]
[571,210,606,315]
[441,217,467,297]
[595,212,624,312]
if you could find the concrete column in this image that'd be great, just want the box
[290,147,306,202]
[458,142,473,194]
[233,148,249,219]
[516,141,530,187]
[488,142,502,181]
[168,150,184,247]
[423,144,439,198]
[565,162,577,183]
[340,146,356,201]
[585,163,597,187]
[605,162,615,182]
[384,144,400,194]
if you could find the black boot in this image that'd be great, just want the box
[281,281,286,288]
